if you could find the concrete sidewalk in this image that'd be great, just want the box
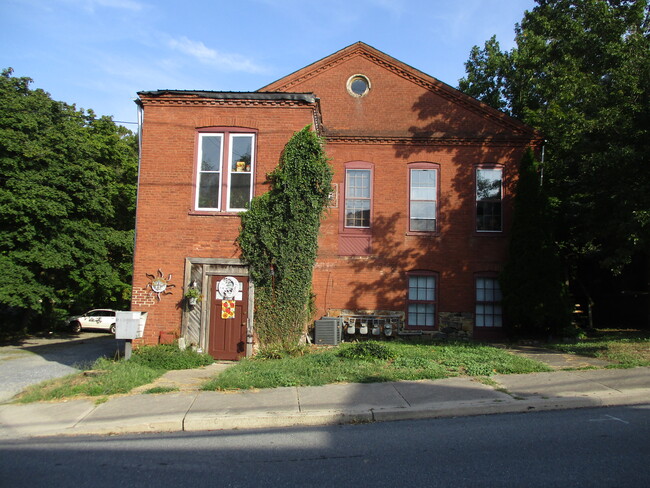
[1,366,648,439]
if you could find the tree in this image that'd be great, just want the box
[459,0,650,326]
[0,68,138,333]
[458,35,512,114]
[238,126,332,349]
[500,149,572,337]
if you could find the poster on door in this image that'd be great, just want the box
[217,277,241,319]
[221,300,235,319]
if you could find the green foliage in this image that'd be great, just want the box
[143,386,180,394]
[238,126,332,348]
[183,287,202,300]
[500,148,572,337]
[255,344,310,360]
[337,341,396,361]
[548,329,650,367]
[0,68,138,333]
[203,341,551,390]
[392,356,432,369]
[459,0,650,324]
[131,344,214,370]
[16,357,162,402]
[16,345,213,403]
[458,35,512,113]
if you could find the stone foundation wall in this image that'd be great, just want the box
[438,312,474,339]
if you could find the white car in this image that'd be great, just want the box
[68,309,117,334]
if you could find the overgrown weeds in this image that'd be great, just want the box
[255,344,310,360]
[16,358,161,403]
[131,344,213,370]
[337,341,396,361]
[547,329,650,367]
[203,340,551,391]
[143,386,180,394]
[15,344,213,403]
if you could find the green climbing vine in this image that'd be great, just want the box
[238,126,332,348]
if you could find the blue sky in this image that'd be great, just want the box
[1,0,536,128]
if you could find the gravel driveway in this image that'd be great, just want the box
[0,333,119,403]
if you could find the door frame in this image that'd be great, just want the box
[182,258,254,358]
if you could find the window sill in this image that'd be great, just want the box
[341,227,371,234]
[406,231,440,238]
[188,210,245,217]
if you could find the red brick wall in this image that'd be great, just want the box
[277,55,503,139]
[259,46,536,329]
[133,51,537,343]
[311,141,526,321]
[132,98,316,343]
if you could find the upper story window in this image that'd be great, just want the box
[476,167,502,232]
[345,168,371,228]
[339,161,373,256]
[196,131,255,212]
[409,164,438,233]
[347,74,371,97]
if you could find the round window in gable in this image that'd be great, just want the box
[347,74,371,97]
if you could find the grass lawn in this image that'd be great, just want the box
[15,345,213,403]
[202,340,552,391]
[17,330,647,402]
[547,329,650,368]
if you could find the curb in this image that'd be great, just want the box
[4,394,647,439]
[2,385,648,439]
[183,410,374,432]
[183,392,650,433]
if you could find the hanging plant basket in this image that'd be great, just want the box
[184,287,202,307]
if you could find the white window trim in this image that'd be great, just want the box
[226,133,255,212]
[195,131,255,213]
[344,168,372,229]
[196,133,224,211]
[409,167,438,233]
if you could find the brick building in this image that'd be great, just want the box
[133,42,540,359]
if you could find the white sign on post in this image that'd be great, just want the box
[115,311,147,340]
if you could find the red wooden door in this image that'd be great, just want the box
[208,275,248,360]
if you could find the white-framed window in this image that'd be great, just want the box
[476,167,502,231]
[407,273,437,327]
[409,167,437,232]
[345,168,371,228]
[475,277,503,327]
[196,131,255,212]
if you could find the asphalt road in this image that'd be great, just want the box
[1,405,648,487]
[0,332,119,402]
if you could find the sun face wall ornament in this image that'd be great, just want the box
[146,269,176,301]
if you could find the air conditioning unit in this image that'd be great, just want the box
[314,317,342,345]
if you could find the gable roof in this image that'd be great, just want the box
[260,42,538,140]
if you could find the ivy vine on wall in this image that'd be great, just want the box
[238,125,333,348]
